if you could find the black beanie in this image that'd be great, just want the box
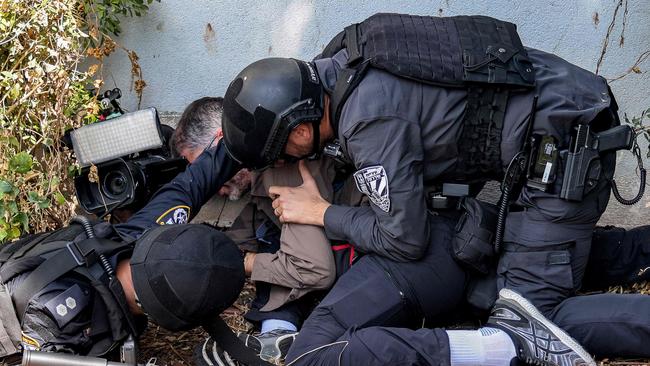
[130,224,245,331]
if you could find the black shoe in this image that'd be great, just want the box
[193,337,238,366]
[488,289,596,366]
[237,329,298,365]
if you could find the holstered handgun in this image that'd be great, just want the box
[560,124,634,201]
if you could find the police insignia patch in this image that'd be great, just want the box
[354,165,390,213]
[156,205,190,225]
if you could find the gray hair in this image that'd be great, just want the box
[170,97,223,157]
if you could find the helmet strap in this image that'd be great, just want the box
[308,119,321,160]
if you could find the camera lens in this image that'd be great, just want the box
[103,171,128,197]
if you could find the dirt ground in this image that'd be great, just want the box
[139,281,650,366]
[139,281,255,366]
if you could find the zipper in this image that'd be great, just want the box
[383,269,406,301]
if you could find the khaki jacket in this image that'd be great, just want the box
[227,158,362,311]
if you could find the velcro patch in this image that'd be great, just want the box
[354,165,390,213]
[156,205,190,225]
[44,284,89,329]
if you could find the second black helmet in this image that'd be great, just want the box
[130,224,245,331]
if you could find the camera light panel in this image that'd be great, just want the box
[71,108,164,167]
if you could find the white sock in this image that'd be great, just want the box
[260,319,297,334]
[446,327,517,366]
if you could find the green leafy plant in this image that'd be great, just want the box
[81,0,159,37]
[625,107,650,157]
[0,0,157,242]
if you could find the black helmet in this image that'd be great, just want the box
[130,224,245,331]
[222,57,324,170]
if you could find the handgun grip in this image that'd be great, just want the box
[596,125,634,152]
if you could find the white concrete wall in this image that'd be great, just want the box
[104,0,649,116]
[104,0,650,226]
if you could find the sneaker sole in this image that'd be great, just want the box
[499,288,596,366]
[262,333,297,365]
[239,332,297,365]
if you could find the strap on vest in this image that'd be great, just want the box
[109,275,141,339]
[68,260,142,354]
[344,24,362,66]
[0,231,54,263]
[12,238,132,321]
[330,61,371,137]
[0,256,44,284]
[13,246,84,320]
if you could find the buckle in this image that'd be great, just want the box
[66,239,100,267]
[66,242,85,266]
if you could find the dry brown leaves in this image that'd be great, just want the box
[1,0,95,238]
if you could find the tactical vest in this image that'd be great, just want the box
[320,13,536,180]
[0,222,142,358]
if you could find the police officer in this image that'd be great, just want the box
[0,220,245,361]
[164,96,337,365]
[219,13,650,366]
[133,95,650,364]
[114,134,239,237]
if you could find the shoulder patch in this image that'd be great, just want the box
[156,205,190,225]
[353,165,390,213]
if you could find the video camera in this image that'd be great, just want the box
[66,89,187,218]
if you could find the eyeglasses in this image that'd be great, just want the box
[203,134,218,153]
[183,134,219,163]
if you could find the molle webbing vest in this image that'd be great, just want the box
[321,13,536,180]
[0,223,138,357]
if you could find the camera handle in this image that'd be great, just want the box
[22,350,158,366]
[99,88,125,119]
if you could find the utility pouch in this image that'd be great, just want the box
[465,267,498,311]
[452,198,498,274]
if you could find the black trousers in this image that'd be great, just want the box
[583,225,650,289]
[285,214,650,365]
[285,216,466,366]
[553,224,650,358]
[498,128,650,358]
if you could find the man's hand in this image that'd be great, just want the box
[268,160,331,226]
[244,252,256,276]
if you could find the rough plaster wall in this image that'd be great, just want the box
[106,0,650,226]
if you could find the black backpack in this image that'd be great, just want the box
[0,219,143,358]
[320,13,536,180]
